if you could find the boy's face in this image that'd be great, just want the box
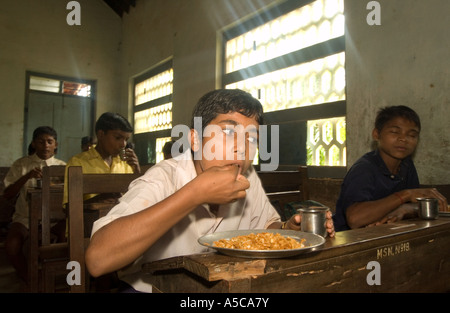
[97,129,131,157]
[32,134,57,160]
[191,112,259,175]
[372,116,420,162]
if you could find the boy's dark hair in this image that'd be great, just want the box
[28,143,35,155]
[95,112,133,133]
[162,140,174,155]
[81,136,94,146]
[190,89,264,131]
[374,105,421,132]
[32,126,58,141]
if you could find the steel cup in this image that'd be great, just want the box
[298,206,329,237]
[416,197,439,220]
[119,148,127,161]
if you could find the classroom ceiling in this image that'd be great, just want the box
[103,0,136,17]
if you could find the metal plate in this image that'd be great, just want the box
[198,229,325,259]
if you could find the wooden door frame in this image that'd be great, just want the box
[24,71,96,157]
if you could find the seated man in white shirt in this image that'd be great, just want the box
[85,89,335,293]
[3,126,66,284]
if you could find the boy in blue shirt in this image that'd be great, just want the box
[333,105,447,231]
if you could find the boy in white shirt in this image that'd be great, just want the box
[4,126,66,283]
[86,89,335,292]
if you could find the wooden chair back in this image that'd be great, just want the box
[421,184,450,202]
[41,165,66,245]
[257,166,310,219]
[67,166,140,293]
[28,165,67,292]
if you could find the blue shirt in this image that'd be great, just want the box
[333,150,420,231]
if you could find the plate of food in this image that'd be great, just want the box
[198,229,325,258]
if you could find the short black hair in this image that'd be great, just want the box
[32,126,58,141]
[162,140,174,155]
[95,112,133,133]
[375,105,421,132]
[81,136,94,146]
[190,89,264,131]
[28,143,35,155]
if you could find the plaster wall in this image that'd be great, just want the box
[120,0,275,128]
[345,0,450,184]
[121,0,449,184]
[0,0,122,165]
[1,0,448,185]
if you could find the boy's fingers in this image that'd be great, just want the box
[235,176,250,190]
[222,163,241,179]
[234,190,247,200]
[237,165,242,178]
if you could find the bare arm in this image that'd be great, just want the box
[346,188,448,229]
[85,165,249,277]
[3,167,42,200]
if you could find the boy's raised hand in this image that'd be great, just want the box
[28,167,43,179]
[124,148,141,173]
[195,164,250,205]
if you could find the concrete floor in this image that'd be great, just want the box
[0,227,72,293]
[0,225,118,293]
[0,227,23,293]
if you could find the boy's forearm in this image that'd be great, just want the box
[3,174,31,199]
[346,193,404,229]
[266,221,284,229]
[86,181,201,277]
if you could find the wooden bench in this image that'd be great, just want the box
[0,167,14,227]
[257,166,310,220]
[421,184,450,202]
[67,166,141,292]
[28,165,67,293]
[142,218,450,293]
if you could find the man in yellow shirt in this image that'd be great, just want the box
[63,112,141,208]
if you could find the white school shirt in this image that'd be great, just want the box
[91,150,280,292]
[4,154,66,228]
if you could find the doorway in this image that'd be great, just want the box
[24,72,95,162]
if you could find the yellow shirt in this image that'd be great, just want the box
[63,147,134,205]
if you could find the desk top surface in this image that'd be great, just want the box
[27,184,64,194]
[142,217,450,282]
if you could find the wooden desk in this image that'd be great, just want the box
[27,186,65,293]
[142,217,450,293]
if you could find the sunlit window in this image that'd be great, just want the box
[135,68,173,106]
[134,103,172,134]
[225,0,344,74]
[63,81,91,97]
[155,137,173,163]
[226,52,345,112]
[29,76,92,97]
[133,65,173,134]
[307,117,346,166]
[29,76,60,93]
[223,0,346,168]
[132,59,174,165]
